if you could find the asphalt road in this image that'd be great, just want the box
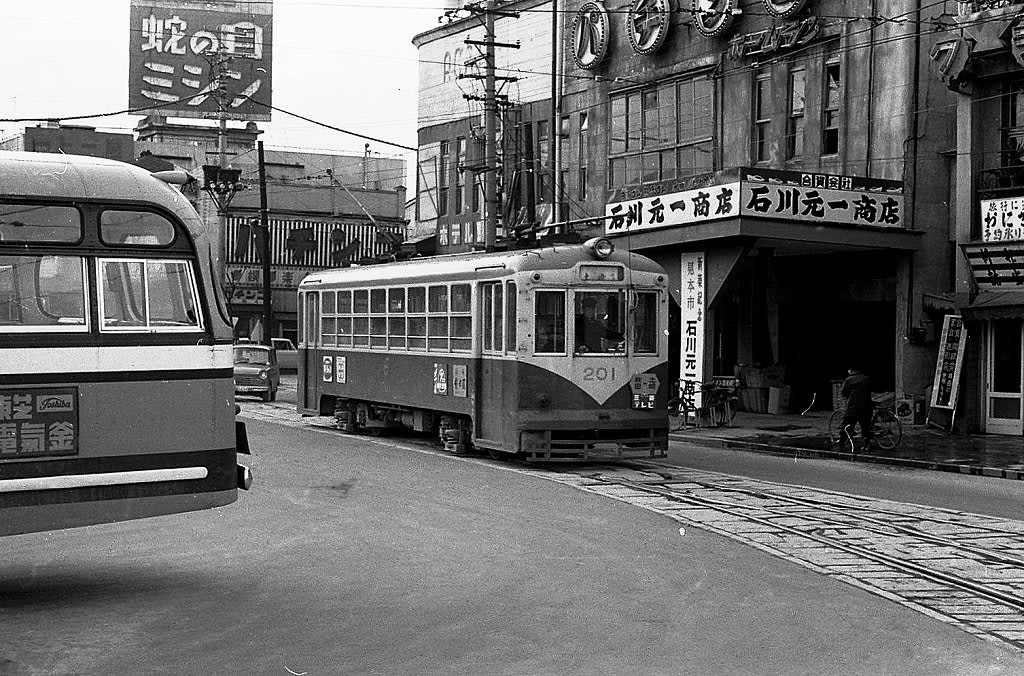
[2,400,1024,675]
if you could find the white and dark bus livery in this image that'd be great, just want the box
[297,238,670,461]
[0,152,251,536]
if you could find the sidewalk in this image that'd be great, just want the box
[670,410,1024,480]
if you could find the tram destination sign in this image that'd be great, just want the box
[0,387,78,458]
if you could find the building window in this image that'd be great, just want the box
[455,137,466,213]
[822,59,841,156]
[536,120,550,202]
[438,140,450,217]
[753,69,771,164]
[608,75,713,190]
[1001,81,1024,167]
[787,67,805,161]
[578,111,588,200]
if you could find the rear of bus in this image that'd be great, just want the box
[0,152,249,536]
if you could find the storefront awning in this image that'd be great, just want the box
[962,291,1024,320]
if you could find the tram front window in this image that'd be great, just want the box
[575,291,625,354]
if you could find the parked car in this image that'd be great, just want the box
[233,344,280,402]
[271,337,298,372]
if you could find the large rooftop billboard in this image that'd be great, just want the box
[128,1,273,121]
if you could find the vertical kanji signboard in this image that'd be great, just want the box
[128,1,273,120]
[930,314,966,411]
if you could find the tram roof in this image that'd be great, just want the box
[0,151,194,216]
[300,243,665,288]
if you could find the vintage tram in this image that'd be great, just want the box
[297,238,669,461]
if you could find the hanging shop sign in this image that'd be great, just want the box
[604,168,904,235]
[571,2,611,69]
[727,17,820,61]
[763,0,810,19]
[692,0,739,38]
[980,197,1024,243]
[605,182,741,234]
[627,0,672,55]
[929,314,966,411]
[679,252,707,409]
[962,241,1024,289]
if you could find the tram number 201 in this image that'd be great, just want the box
[582,366,616,382]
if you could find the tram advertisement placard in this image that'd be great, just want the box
[0,387,78,458]
[930,314,966,411]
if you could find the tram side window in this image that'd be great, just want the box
[0,255,88,331]
[408,286,426,350]
[632,291,659,354]
[535,290,566,354]
[506,282,517,354]
[99,258,202,332]
[482,282,499,352]
[352,289,369,347]
[0,204,81,243]
[575,291,625,354]
[450,283,472,352]
[337,290,352,347]
[321,290,337,347]
[428,285,449,351]
[100,210,176,246]
[388,288,406,349]
[370,287,387,348]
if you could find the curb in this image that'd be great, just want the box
[671,433,1024,481]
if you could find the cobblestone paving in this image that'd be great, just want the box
[242,404,1024,653]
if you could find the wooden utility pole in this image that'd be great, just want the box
[258,141,272,344]
[483,0,498,250]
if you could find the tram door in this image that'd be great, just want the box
[985,319,1024,435]
[303,291,320,409]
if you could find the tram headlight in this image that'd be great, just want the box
[583,236,614,259]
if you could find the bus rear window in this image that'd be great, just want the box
[0,255,88,332]
[100,210,176,246]
[0,204,81,243]
[98,258,202,332]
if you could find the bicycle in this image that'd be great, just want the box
[668,380,738,430]
[827,404,903,453]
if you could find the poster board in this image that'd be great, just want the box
[927,314,966,430]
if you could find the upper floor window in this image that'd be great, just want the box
[438,140,450,217]
[1001,81,1024,167]
[753,69,772,163]
[455,137,466,213]
[609,75,713,190]
[578,112,589,200]
[787,68,806,161]
[822,58,841,156]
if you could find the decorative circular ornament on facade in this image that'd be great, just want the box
[571,1,611,69]
[691,0,738,38]
[762,0,809,18]
[627,0,672,56]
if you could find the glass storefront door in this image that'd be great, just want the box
[986,319,1024,435]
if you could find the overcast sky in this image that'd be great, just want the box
[0,1,443,161]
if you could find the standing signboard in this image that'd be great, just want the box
[680,251,706,409]
[928,314,967,430]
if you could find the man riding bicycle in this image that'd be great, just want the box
[840,365,872,451]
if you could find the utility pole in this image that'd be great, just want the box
[483,0,498,250]
[257,141,272,345]
[549,0,561,227]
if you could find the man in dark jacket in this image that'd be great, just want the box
[840,366,872,451]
